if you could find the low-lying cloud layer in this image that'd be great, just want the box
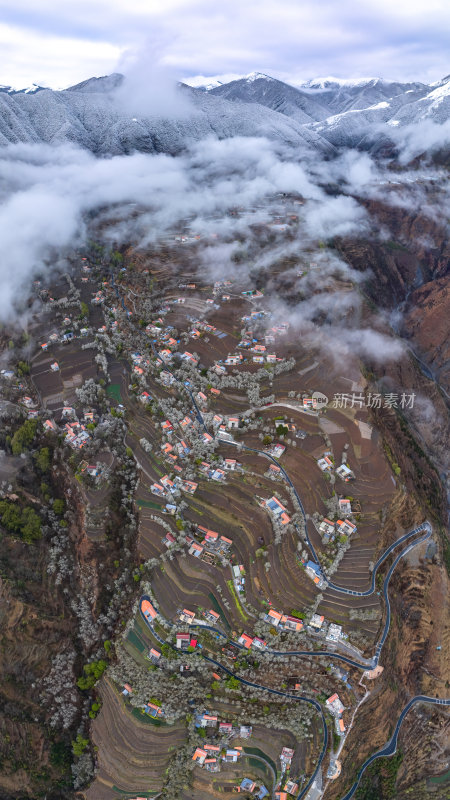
[0,134,433,368]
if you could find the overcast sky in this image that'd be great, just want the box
[1,0,449,89]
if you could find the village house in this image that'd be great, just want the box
[317,455,333,471]
[162,531,176,547]
[223,748,242,763]
[44,419,57,432]
[336,717,346,736]
[283,616,303,632]
[265,609,282,627]
[268,442,285,458]
[204,758,220,773]
[238,633,253,649]
[148,647,161,663]
[175,478,198,494]
[337,518,357,536]
[224,458,238,470]
[252,637,267,650]
[336,463,355,481]
[225,354,242,366]
[175,633,191,650]
[203,609,220,624]
[305,561,327,588]
[122,683,133,696]
[227,416,240,429]
[219,721,233,734]
[150,482,165,496]
[192,748,207,765]
[319,518,335,541]
[284,779,299,795]
[188,541,203,558]
[160,475,175,491]
[280,747,294,767]
[232,564,245,591]
[144,701,164,718]
[239,725,252,738]
[198,712,218,727]
[338,498,352,515]
[326,623,342,643]
[85,465,101,479]
[139,391,151,404]
[179,608,195,624]
[309,613,325,631]
[161,420,173,433]
[325,693,345,716]
[180,415,193,430]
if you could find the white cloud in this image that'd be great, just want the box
[0,0,449,88]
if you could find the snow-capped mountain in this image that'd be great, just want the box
[0,74,335,155]
[208,72,331,124]
[0,83,46,95]
[307,75,450,148]
[0,71,447,158]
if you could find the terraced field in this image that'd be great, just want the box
[85,677,187,800]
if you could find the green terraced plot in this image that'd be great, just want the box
[137,499,163,510]
[107,383,122,403]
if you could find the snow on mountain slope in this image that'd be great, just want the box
[0,77,336,156]
[306,77,450,149]
[0,71,447,158]
[297,77,429,114]
[209,73,331,124]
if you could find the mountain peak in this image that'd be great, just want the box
[244,72,275,83]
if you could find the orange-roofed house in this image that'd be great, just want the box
[141,598,157,622]
[44,419,57,431]
[265,609,282,626]
[238,633,253,648]
[192,748,207,764]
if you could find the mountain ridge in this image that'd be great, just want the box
[0,70,448,158]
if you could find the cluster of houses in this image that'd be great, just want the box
[263,609,304,632]
[235,778,269,798]
[192,712,254,773]
[150,474,198,498]
[177,606,222,628]
[307,614,345,644]
[160,524,234,566]
[317,454,355,482]
[192,745,242,772]
[41,406,96,450]
[319,515,357,543]
[238,632,267,650]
